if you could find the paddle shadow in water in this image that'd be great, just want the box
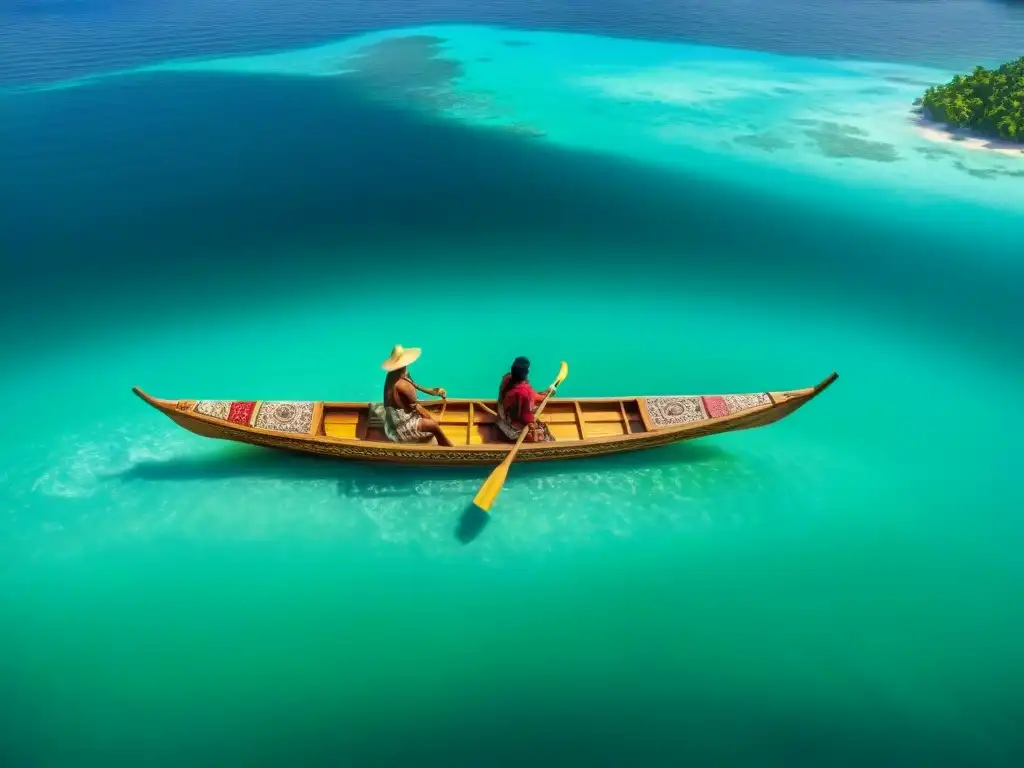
[446,441,730,543]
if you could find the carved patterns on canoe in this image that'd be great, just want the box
[254,401,315,433]
[193,400,315,433]
[723,393,772,413]
[194,400,231,420]
[645,397,708,427]
[644,394,771,428]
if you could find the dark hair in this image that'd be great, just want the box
[499,356,530,401]
[511,356,530,380]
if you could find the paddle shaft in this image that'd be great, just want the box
[415,398,447,421]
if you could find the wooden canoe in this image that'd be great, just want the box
[131,373,837,465]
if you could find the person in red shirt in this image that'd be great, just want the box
[495,356,555,442]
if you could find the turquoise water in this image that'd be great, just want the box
[3,16,1024,768]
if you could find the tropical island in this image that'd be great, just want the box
[918,56,1024,143]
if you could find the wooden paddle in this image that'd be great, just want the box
[472,361,569,513]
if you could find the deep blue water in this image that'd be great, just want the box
[4,0,1024,87]
[4,62,1023,368]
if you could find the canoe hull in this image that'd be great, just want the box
[136,373,838,466]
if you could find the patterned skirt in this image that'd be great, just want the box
[495,404,555,442]
[369,404,432,443]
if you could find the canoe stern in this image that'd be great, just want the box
[132,388,322,440]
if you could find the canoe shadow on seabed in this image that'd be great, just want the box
[113,441,732,542]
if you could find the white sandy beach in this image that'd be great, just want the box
[913,115,1024,158]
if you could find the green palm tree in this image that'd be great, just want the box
[919,57,1024,143]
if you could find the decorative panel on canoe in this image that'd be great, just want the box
[255,402,316,434]
[194,400,316,434]
[193,403,315,434]
[643,393,771,428]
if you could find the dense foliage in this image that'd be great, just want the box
[920,56,1024,143]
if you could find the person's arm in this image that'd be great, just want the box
[408,377,446,398]
[396,379,420,413]
[531,382,556,404]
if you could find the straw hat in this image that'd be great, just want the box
[381,344,421,371]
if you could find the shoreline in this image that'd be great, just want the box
[910,112,1024,158]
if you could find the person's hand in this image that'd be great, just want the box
[435,387,447,399]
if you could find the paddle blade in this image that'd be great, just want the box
[472,459,512,513]
[553,361,569,389]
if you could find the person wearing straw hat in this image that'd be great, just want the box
[369,345,453,446]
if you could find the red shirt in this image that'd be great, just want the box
[499,373,545,427]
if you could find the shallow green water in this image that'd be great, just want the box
[2,23,1023,768]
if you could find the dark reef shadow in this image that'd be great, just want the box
[884,74,937,87]
[5,54,1024,368]
[733,132,795,153]
[951,160,1024,180]
[799,120,900,162]
[914,145,955,160]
